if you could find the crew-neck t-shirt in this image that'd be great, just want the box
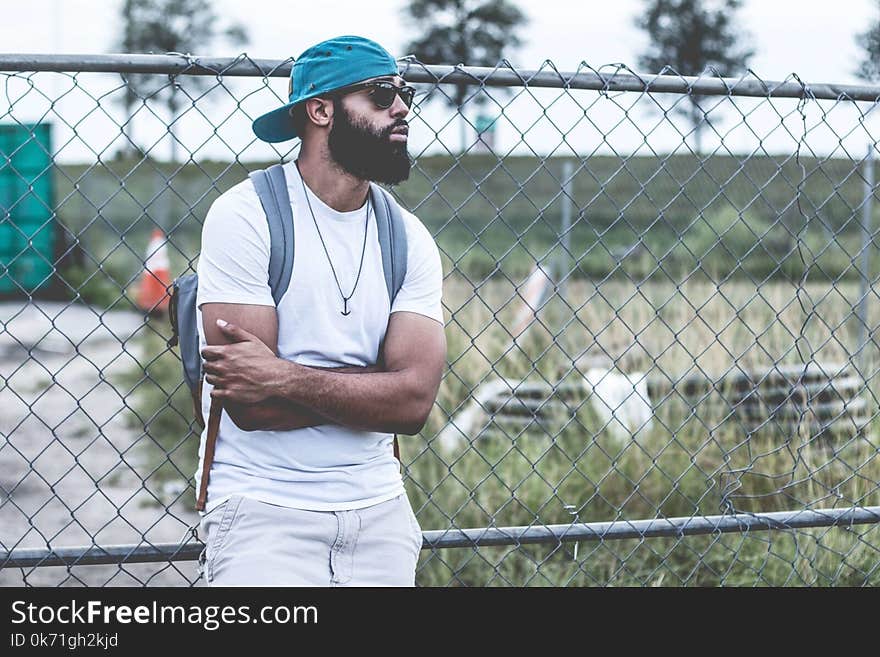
[194,161,444,513]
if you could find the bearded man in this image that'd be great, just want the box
[193,35,446,586]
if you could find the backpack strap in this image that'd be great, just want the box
[251,163,295,304]
[370,183,408,304]
[196,165,295,512]
[370,183,409,469]
[196,397,222,512]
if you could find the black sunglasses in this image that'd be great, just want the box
[333,80,416,110]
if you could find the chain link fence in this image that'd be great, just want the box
[2,53,880,586]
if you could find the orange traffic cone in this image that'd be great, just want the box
[137,228,171,315]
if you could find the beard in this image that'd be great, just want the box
[327,98,411,185]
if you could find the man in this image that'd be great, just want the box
[194,35,446,586]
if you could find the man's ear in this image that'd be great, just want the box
[305,97,333,129]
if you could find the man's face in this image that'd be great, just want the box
[326,76,412,185]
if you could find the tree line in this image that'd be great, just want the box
[115,0,880,159]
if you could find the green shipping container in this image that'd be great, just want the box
[0,123,55,295]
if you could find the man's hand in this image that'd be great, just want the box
[201,319,284,404]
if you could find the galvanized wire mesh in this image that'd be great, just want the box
[2,53,880,586]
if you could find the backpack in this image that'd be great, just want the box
[167,163,408,511]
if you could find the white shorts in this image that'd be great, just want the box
[197,493,423,586]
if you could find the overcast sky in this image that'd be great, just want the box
[1,0,872,81]
[2,0,879,161]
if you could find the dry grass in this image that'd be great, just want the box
[122,272,880,585]
[408,273,880,585]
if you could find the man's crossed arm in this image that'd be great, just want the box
[199,302,446,435]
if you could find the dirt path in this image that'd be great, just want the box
[0,301,203,586]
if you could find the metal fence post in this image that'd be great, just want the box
[559,159,573,300]
[858,144,874,378]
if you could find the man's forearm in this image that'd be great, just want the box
[228,363,383,431]
[226,397,324,432]
[273,359,428,435]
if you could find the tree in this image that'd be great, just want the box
[116,0,248,162]
[635,0,753,154]
[856,4,880,81]
[401,0,528,154]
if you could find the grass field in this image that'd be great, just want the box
[114,271,880,586]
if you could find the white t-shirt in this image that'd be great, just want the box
[194,161,444,513]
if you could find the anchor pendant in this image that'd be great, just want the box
[341,298,351,316]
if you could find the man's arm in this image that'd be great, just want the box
[229,363,384,431]
[201,302,374,432]
[276,310,446,434]
[203,310,447,435]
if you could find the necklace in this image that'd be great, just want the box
[294,160,370,316]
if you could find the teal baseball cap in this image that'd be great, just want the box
[252,35,399,143]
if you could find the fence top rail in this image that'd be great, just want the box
[2,52,880,103]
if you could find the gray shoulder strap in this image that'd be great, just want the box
[248,164,294,306]
[370,183,408,305]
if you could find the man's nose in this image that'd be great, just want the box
[388,92,410,118]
